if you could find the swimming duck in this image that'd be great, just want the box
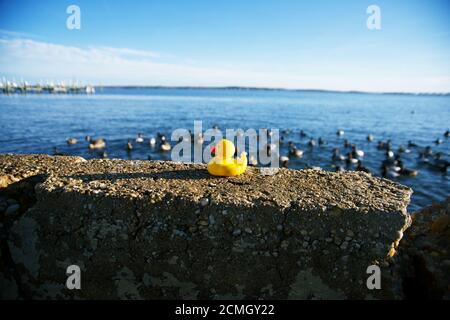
[346,152,358,166]
[149,137,156,146]
[399,166,418,177]
[87,137,106,149]
[434,138,443,145]
[419,146,433,158]
[332,148,346,162]
[289,147,303,158]
[127,140,133,152]
[430,153,450,173]
[157,133,167,143]
[351,145,364,158]
[386,150,395,159]
[207,139,247,177]
[318,137,326,146]
[367,134,374,142]
[300,130,307,138]
[336,129,344,136]
[377,140,392,151]
[66,137,78,145]
[382,155,400,169]
[445,130,450,138]
[393,158,417,176]
[136,133,144,143]
[279,156,289,168]
[308,139,316,147]
[160,141,171,152]
[381,165,400,179]
[397,145,411,154]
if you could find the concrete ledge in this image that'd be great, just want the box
[0,154,412,299]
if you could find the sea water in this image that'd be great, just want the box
[1,88,449,211]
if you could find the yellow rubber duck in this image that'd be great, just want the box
[208,139,247,177]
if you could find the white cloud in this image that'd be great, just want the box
[0,36,449,93]
[0,37,248,85]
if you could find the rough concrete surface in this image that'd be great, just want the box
[388,197,450,299]
[0,154,413,299]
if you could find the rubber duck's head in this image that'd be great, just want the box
[214,139,235,159]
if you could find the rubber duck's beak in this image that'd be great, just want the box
[211,146,216,156]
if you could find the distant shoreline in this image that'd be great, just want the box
[2,85,449,97]
[97,86,450,97]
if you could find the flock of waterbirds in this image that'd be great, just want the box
[57,128,450,178]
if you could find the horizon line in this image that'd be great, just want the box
[95,85,450,96]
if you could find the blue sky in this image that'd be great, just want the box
[0,0,449,92]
